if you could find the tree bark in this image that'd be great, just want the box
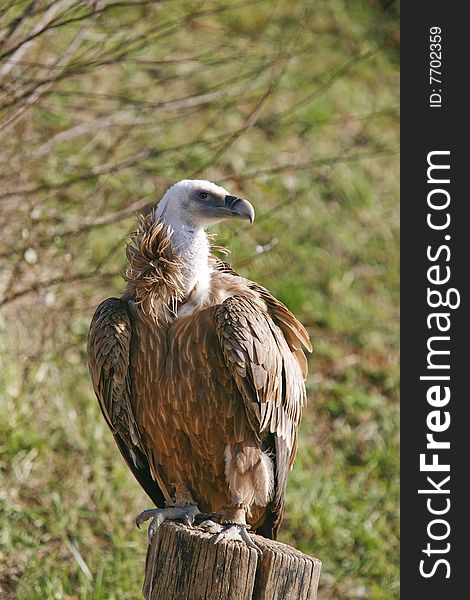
[143,522,321,600]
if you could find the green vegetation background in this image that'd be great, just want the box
[0,1,399,598]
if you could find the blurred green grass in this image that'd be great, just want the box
[0,1,399,598]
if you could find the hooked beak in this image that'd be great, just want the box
[224,195,255,224]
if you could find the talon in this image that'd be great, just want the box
[148,514,165,542]
[212,524,241,545]
[239,525,262,556]
[210,522,262,555]
[134,504,200,541]
[135,508,159,529]
[182,512,193,526]
[199,519,223,534]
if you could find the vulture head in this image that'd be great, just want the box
[155,179,255,231]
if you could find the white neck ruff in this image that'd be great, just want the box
[163,218,212,317]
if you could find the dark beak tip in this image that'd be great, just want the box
[242,202,255,224]
[224,195,255,224]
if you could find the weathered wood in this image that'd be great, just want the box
[143,522,321,600]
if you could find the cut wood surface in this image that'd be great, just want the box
[143,522,321,600]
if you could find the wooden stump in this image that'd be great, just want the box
[142,522,321,600]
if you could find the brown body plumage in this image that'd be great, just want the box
[87,180,311,539]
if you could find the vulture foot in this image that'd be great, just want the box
[209,522,262,556]
[135,504,200,542]
[198,518,224,534]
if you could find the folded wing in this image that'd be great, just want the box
[87,297,165,507]
[213,291,310,537]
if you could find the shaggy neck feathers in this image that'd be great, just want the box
[124,211,212,322]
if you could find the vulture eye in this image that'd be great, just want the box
[198,191,208,200]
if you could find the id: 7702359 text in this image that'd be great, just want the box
[429,26,442,108]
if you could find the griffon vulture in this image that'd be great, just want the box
[87,179,311,549]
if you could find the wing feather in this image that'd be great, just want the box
[214,295,307,450]
[87,297,165,507]
[213,290,310,537]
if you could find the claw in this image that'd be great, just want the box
[135,504,200,542]
[198,519,223,534]
[136,508,159,529]
[211,523,262,556]
[238,525,262,556]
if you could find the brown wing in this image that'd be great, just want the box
[214,292,310,537]
[87,297,165,507]
[212,255,312,375]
